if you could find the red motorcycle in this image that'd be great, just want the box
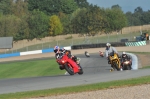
[56,51,83,75]
[99,51,104,57]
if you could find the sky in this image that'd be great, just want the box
[87,0,150,13]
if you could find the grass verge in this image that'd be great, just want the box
[127,51,150,68]
[143,66,150,68]
[0,75,150,99]
[127,51,150,54]
[0,59,65,79]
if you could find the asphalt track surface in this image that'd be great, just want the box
[0,53,150,94]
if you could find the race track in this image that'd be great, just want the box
[0,53,150,94]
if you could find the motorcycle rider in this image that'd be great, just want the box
[54,46,61,59]
[61,48,80,65]
[105,43,120,70]
[85,51,90,57]
[120,52,132,67]
[53,46,80,69]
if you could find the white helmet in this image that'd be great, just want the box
[106,43,111,46]
[122,52,126,54]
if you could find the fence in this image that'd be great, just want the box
[0,25,150,54]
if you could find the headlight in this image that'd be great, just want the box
[124,61,129,64]
[62,60,65,63]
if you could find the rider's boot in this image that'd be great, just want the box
[76,57,80,64]
[110,65,114,71]
[110,68,114,72]
[120,65,123,71]
[58,62,63,70]
[120,68,123,71]
[108,59,111,64]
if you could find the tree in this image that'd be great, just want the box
[0,15,21,38]
[125,11,133,26]
[71,8,87,34]
[58,12,72,34]
[28,10,49,40]
[111,4,122,10]
[15,18,29,41]
[85,5,104,35]
[104,8,127,33]
[71,5,105,35]
[142,11,150,24]
[11,0,29,18]
[134,7,143,13]
[70,8,84,34]
[59,0,78,14]
[0,0,13,15]
[28,0,78,15]
[74,0,89,8]
[133,7,143,25]
[49,15,63,36]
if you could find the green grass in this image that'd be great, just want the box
[0,75,150,99]
[143,66,150,68]
[127,51,150,54]
[0,59,65,79]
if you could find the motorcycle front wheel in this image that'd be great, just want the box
[64,63,74,75]
[114,62,120,71]
[127,65,132,70]
[78,64,83,75]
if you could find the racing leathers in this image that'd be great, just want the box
[105,46,118,65]
[61,49,79,64]
[120,54,132,67]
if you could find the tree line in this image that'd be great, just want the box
[0,0,149,41]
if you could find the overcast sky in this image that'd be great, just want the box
[87,0,150,13]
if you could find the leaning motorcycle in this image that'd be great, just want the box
[121,58,132,70]
[56,51,83,75]
[85,51,90,57]
[109,53,121,71]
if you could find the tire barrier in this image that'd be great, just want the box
[125,41,146,46]
[120,38,128,42]
[71,42,126,50]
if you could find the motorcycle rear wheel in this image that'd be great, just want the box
[64,63,74,75]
